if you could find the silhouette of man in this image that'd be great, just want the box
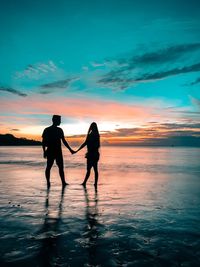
[42,115,74,187]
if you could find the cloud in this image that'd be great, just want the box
[56,119,200,146]
[11,128,20,131]
[135,62,200,82]
[98,76,136,90]
[82,66,89,71]
[99,62,200,89]
[0,86,27,97]
[157,122,200,130]
[189,77,200,86]
[14,60,58,80]
[90,61,106,67]
[0,96,167,138]
[0,95,166,126]
[97,43,200,90]
[124,43,200,65]
[1,94,197,127]
[99,122,200,146]
[190,96,200,109]
[39,77,79,94]
[40,78,76,89]
[102,122,200,138]
[1,94,200,145]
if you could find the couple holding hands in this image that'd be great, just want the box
[42,115,100,188]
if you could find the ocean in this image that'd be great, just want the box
[0,146,200,266]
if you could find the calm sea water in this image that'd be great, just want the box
[0,146,200,266]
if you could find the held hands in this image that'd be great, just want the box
[70,148,79,155]
[70,149,77,155]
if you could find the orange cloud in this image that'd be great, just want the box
[1,95,193,142]
[0,95,155,121]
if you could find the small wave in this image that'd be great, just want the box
[0,160,86,168]
[100,163,200,174]
[0,160,44,166]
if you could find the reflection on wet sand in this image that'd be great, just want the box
[83,187,99,266]
[37,187,66,266]
[0,146,200,266]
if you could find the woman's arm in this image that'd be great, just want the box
[76,140,87,153]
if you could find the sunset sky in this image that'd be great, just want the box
[0,0,200,145]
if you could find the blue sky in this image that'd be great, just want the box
[0,0,200,145]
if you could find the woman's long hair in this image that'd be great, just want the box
[87,122,100,148]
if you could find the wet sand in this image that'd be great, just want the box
[0,146,200,266]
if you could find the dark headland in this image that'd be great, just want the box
[0,134,41,146]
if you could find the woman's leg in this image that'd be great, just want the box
[93,161,99,186]
[82,160,92,186]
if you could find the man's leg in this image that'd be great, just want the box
[46,157,54,187]
[56,154,67,186]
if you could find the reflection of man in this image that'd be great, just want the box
[38,187,66,265]
[42,115,74,187]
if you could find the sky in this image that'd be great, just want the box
[0,0,200,145]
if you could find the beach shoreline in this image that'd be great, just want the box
[0,146,200,266]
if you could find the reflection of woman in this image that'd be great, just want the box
[75,122,100,187]
[83,187,99,265]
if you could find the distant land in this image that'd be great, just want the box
[0,133,200,147]
[0,134,41,146]
[108,136,200,147]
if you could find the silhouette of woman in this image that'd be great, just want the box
[76,122,100,187]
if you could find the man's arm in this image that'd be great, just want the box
[61,136,75,154]
[42,138,47,158]
[42,129,47,158]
